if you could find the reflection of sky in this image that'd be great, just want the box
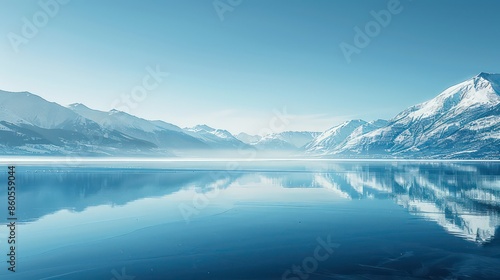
[15,173,351,259]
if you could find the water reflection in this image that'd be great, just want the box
[4,162,499,245]
[213,162,500,244]
[1,162,500,279]
[305,163,500,243]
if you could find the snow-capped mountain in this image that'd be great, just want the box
[255,131,321,151]
[0,91,96,130]
[183,125,250,150]
[0,90,156,156]
[307,73,500,159]
[252,137,297,151]
[0,91,248,156]
[69,103,181,132]
[305,119,367,153]
[238,131,321,151]
[271,131,321,148]
[235,132,262,144]
[69,104,208,150]
[323,119,389,155]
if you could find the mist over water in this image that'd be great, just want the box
[1,161,499,279]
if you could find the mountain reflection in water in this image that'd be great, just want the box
[1,161,499,279]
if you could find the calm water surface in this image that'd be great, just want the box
[1,161,499,279]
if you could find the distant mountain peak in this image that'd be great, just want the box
[4,90,40,99]
[186,124,233,137]
[474,72,500,92]
[236,132,262,144]
[68,103,89,109]
[369,119,388,124]
[191,124,214,131]
[5,90,33,96]
[109,109,123,115]
[340,119,366,126]
[476,72,498,80]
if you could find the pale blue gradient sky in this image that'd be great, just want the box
[1,0,499,134]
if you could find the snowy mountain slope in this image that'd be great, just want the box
[236,131,320,151]
[0,91,99,131]
[271,131,321,148]
[348,119,389,141]
[0,91,249,156]
[325,119,390,154]
[0,120,158,156]
[69,103,181,133]
[305,120,367,153]
[184,125,250,149]
[0,91,159,155]
[255,131,320,150]
[235,132,262,144]
[315,73,500,158]
[69,104,207,150]
[395,72,499,123]
[252,137,297,150]
[150,120,184,132]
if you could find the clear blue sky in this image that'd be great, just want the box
[1,0,499,134]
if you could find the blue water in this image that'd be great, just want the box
[1,161,499,279]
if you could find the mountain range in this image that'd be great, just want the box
[0,73,498,158]
[305,72,500,159]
